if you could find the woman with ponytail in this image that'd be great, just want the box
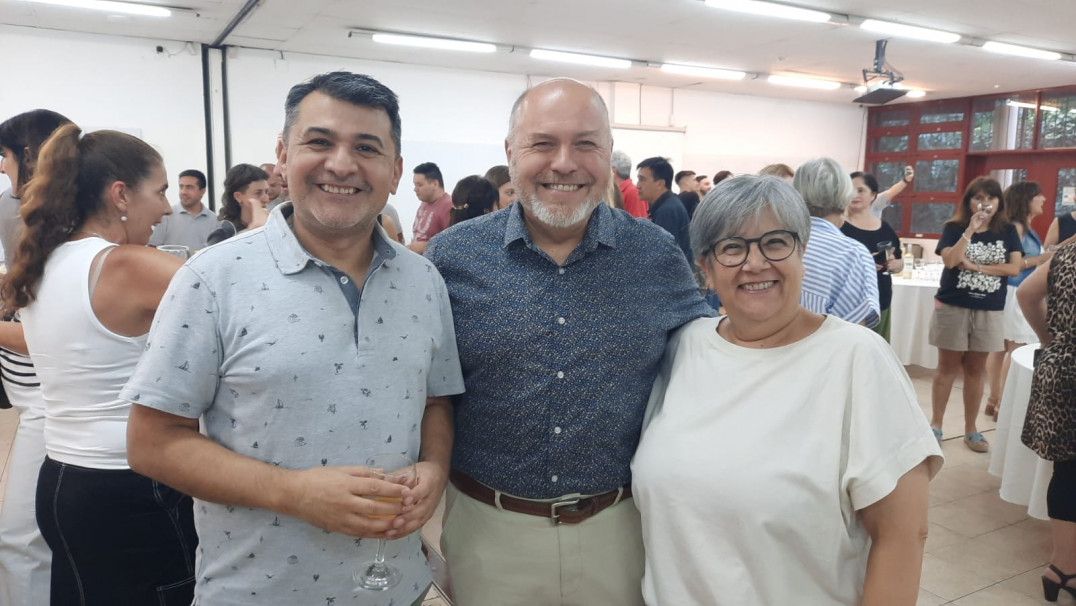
[0,108,69,606]
[1,124,198,605]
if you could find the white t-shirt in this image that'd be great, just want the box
[631,315,942,606]
[869,192,891,219]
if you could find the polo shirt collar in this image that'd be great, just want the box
[178,204,212,218]
[266,203,397,276]
[502,200,618,252]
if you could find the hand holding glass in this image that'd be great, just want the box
[876,241,896,275]
[355,453,416,591]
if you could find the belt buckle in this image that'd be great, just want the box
[550,494,582,525]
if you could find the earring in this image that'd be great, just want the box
[120,215,128,222]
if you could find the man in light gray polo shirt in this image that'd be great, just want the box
[123,72,463,606]
[148,169,218,251]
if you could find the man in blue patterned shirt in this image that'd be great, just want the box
[426,79,714,605]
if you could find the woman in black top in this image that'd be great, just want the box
[844,171,903,342]
[1044,209,1076,251]
[206,163,270,246]
[928,177,1023,453]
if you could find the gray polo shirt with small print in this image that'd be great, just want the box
[122,204,464,606]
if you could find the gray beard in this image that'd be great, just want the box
[518,192,602,229]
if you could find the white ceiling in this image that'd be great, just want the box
[2,0,1075,105]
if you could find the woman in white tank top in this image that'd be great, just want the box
[1,123,196,606]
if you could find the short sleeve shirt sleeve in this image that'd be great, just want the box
[935,223,962,255]
[120,264,222,418]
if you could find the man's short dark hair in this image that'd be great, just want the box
[413,162,444,188]
[674,170,696,186]
[696,174,708,182]
[179,169,207,190]
[283,71,402,157]
[638,157,674,190]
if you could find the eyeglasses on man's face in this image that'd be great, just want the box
[708,229,800,267]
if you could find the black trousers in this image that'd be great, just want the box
[1048,458,1076,522]
[36,457,198,606]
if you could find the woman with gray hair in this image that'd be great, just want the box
[794,157,880,327]
[632,175,941,606]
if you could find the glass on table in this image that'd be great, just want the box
[355,453,416,591]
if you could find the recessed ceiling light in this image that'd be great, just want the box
[19,0,171,17]
[905,90,927,98]
[660,63,746,80]
[704,0,830,23]
[529,49,632,69]
[854,85,868,93]
[767,74,842,90]
[982,41,1061,61]
[371,33,496,53]
[860,19,960,44]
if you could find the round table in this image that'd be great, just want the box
[988,343,1051,520]
[890,278,938,369]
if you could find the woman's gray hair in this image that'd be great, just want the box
[792,157,854,218]
[690,174,811,261]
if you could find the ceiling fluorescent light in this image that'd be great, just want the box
[905,90,927,98]
[1007,100,1058,112]
[529,49,631,69]
[860,19,960,44]
[704,0,830,23]
[767,74,841,90]
[660,63,746,80]
[982,41,1061,61]
[371,33,496,53]
[21,0,171,16]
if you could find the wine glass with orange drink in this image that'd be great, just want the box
[354,452,416,591]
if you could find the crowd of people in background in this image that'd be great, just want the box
[0,71,1072,606]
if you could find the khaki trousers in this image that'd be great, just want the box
[440,484,645,606]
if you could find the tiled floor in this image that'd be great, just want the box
[0,366,1063,605]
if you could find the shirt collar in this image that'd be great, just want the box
[810,216,842,235]
[177,203,212,217]
[502,200,618,252]
[266,202,397,276]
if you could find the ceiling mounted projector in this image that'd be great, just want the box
[854,40,908,105]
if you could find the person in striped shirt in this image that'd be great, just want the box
[793,158,880,327]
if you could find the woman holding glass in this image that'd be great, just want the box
[984,181,1052,421]
[929,177,1023,453]
[843,171,905,341]
[632,175,942,606]
[206,163,271,246]
[1,123,196,604]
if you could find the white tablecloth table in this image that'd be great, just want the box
[989,343,1052,520]
[890,278,939,369]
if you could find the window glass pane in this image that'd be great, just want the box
[910,203,956,235]
[920,105,965,124]
[988,168,1028,191]
[918,131,963,150]
[1057,168,1076,217]
[913,159,960,192]
[970,96,1036,151]
[882,202,902,232]
[870,162,905,191]
[872,135,908,152]
[873,110,910,127]
[1039,92,1076,149]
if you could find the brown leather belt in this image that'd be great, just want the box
[450,470,631,525]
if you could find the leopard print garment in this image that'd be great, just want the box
[1022,243,1076,461]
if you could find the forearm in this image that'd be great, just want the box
[882,179,908,200]
[127,406,297,514]
[419,396,453,474]
[861,536,925,606]
[940,238,970,268]
[977,259,1021,277]
[407,240,429,254]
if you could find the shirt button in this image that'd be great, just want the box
[556,371,565,379]
[551,475,559,483]
[339,276,349,285]
[558,268,566,275]
[557,317,566,325]
[554,426,562,434]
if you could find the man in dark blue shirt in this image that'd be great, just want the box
[426,79,713,606]
[637,156,693,264]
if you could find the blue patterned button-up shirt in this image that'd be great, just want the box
[426,202,714,499]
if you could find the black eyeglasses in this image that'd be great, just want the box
[707,230,800,267]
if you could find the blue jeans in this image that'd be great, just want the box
[36,457,197,606]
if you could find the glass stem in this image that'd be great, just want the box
[374,538,387,566]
